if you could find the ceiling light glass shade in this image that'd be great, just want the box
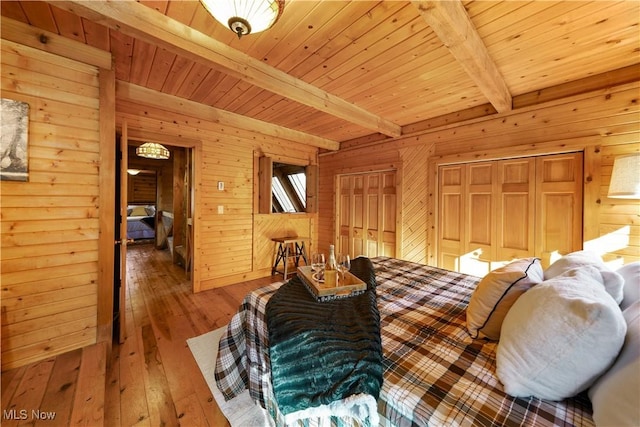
[608,153,640,199]
[200,0,285,38]
[136,142,170,160]
[127,169,141,175]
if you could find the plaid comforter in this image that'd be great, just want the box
[215,257,595,426]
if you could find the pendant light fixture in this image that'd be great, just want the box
[200,0,285,39]
[136,142,170,160]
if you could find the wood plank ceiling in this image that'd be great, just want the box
[1,1,639,149]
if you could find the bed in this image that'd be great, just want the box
[214,256,637,426]
[126,205,156,241]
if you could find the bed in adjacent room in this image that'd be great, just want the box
[214,255,638,426]
[126,205,156,241]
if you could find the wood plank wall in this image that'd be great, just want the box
[128,173,156,205]
[1,36,317,369]
[588,143,640,266]
[254,214,316,274]
[2,30,637,371]
[398,145,434,262]
[117,99,318,290]
[127,147,171,206]
[0,40,101,370]
[319,81,640,267]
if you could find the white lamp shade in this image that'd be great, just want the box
[136,142,170,160]
[608,153,640,199]
[200,0,284,37]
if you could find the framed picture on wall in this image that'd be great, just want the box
[1,98,29,182]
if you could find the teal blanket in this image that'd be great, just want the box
[266,257,383,416]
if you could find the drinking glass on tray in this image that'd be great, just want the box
[337,254,350,284]
[311,253,325,282]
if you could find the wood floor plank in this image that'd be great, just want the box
[188,360,228,427]
[167,284,216,337]
[140,324,178,427]
[118,325,151,425]
[174,393,210,426]
[154,314,198,402]
[70,342,107,426]
[35,348,81,426]
[155,313,214,425]
[1,364,26,408]
[126,250,152,330]
[1,244,281,426]
[103,343,121,427]
[3,358,54,426]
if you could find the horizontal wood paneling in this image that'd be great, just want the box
[0,40,100,369]
[584,144,640,265]
[320,80,640,267]
[128,173,156,204]
[116,97,318,291]
[1,40,101,370]
[424,84,639,156]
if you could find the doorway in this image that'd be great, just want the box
[114,135,197,342]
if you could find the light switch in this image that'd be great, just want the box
[217,205,224,214]
[218,181,224,191]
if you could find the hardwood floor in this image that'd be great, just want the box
[2,244,279,426]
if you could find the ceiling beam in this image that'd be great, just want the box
[52,0,402,138]
[413,0,512,113]
[117,82,340,151]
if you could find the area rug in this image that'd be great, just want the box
[187,327,272,427]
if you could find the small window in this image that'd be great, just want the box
[272,162,306,213]
[272,176,297,212]
[258,156,317,214]
[288,172,306,208]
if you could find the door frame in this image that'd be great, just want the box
[96,69,116,347]
[111,121,202,342]
[117,125,129,343]
[333,165,401,258]
[124,127,203,292]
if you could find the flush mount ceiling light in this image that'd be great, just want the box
[200,0,285,39]
[136,142,170,160]
[127,169,141,175]
[608,153,640,199]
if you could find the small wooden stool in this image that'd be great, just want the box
[271,236,309,279]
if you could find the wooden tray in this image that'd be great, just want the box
[297,266,366,301]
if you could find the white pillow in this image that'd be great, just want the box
[496,265,627,401]
[466,258,543,340]
[544,250,625,304]
[589,301,640,427]
[617,262,640,311]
